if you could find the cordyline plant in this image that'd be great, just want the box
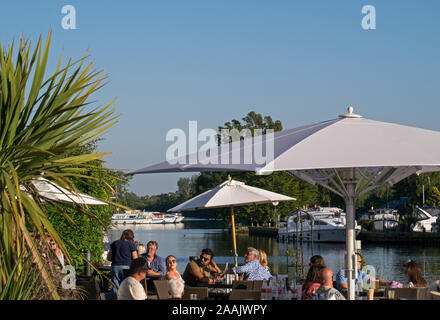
[0,31,118,299]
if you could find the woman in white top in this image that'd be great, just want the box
[166,255,182,280]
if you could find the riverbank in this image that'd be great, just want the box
[358,230,440,244]
[243,226,440,244]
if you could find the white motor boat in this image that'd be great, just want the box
[369,209,399,231]
[165,213,185,223]
[411,207,438,232]
[278,207,361,243]
[111,211,152,224]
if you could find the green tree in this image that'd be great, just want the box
[195,111,318,225]
[0,33,118,299]
[426,186,440,207]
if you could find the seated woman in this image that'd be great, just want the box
[259,249,270,272]
[301,265,325,300]
[166,255,182,280]
[404,261,428,288]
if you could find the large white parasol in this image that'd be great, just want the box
[128,107,440,299]
[168,176,295,267]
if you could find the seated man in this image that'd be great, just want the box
[168,278,185,299]
[182,248,222,286]
[117,257,148,300]
[141,240,166,291]
[141,240,166,277]
[315,267,345,300]
[223,247,272,281]
[335,252,388,292]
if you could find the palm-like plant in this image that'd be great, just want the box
[0,32,118,299]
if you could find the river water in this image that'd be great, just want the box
[107,221,440,285]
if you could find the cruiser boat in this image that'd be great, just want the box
[111,211,152,224]
[411,207,438,232]
[278,207,361,243]
[144,212,185,224]
[369,209,399,231]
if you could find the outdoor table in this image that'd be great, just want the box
[359,290,385,298]
[96,265,111,273]
[196,282,233,289]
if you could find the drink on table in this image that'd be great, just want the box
[387,290,395,300]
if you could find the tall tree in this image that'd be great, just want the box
[195,111,317,224]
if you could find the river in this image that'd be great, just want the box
[106,221,440,285]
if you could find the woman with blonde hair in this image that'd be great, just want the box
[165,255,183,280]
[258,249,270,272]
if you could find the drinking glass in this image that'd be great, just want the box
[387,290,395,300]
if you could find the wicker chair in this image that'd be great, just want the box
[229,289,261,300]
[153,280,171,300]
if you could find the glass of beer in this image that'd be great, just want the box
[387,290,395,300]
[367,289,374,300]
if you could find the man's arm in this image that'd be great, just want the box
[378,277,389,286]
[188,261,214,283]
[335,270,347,289]
[210,261,222,274]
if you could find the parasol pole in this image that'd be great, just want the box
[230,205,239,280]
[230,205,238,267]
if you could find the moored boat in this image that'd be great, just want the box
[111,211,152,224]
[278,207,361,243]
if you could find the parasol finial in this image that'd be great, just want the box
[339,106,362,119]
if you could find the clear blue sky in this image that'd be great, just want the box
[1,0,439,195]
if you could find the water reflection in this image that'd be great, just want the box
[106,221,440,284]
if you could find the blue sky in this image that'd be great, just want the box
[1,1,439,195]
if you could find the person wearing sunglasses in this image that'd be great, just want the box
[182,248,222,286]
[165,255,182,280]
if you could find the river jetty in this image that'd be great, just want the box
[248,226,278,237]
[245,227,440,244]
[358,230,440,244]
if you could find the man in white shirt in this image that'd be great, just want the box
[117,257,148,300]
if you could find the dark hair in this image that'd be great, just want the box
[310,255,325,267]
[405,261,428,287]
[147,240,158,249]
[201,248,214,258]
[302,265,326,293]
[120,229,134,242]
[165,255,177,263]
[129,257,148,276]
